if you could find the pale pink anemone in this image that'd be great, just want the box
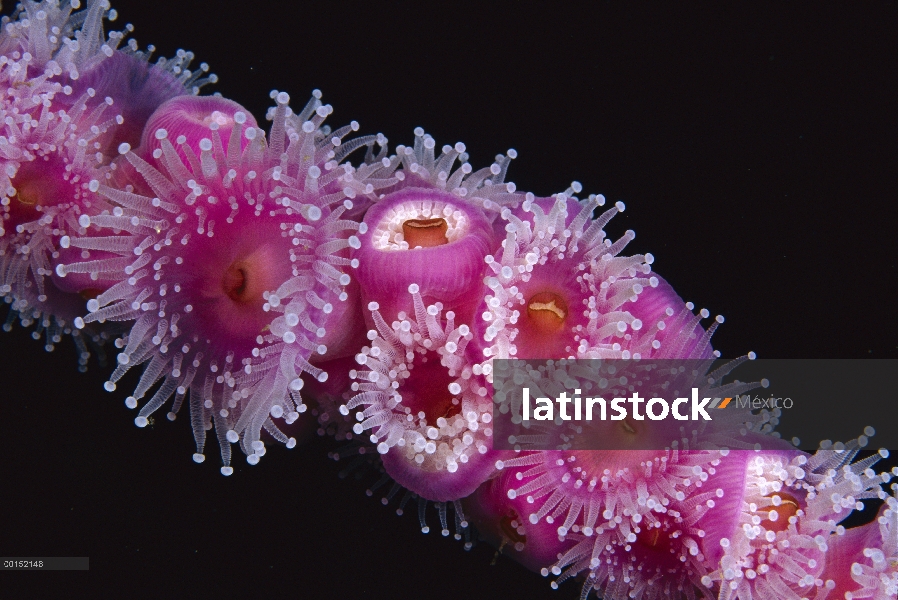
[821,489,898,600]
[472,190,733,431]
[0,0,210,362]
[471,193,657,375]
[56,91,386,473]
[340,284,504,502]
[483,448,741,598]
[471,191,730,371]
[704,439,896,600]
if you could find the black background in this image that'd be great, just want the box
[2,1,896,598]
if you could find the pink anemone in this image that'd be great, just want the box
[341,284,500,501]
[56,91,384,473]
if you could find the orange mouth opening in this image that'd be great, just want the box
[763,492,800,532]
[526,291,568,332]
[223,263,250,303]
[402,217,449,248]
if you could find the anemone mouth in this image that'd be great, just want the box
[370,196,470,251]
[5,158,75,226]
[401,217,449,248]
[14,182,40,206]
[207,251,271,314]
[760,491,801,533]
[631,517,694,565]
[222,263,250,304]
[511,284,582,358]
[635,523,664,549]
[525,291,568,333]
[618,416,638,435]
[191,221,294,346]
[402,357,462,423]
[480,259,590,360]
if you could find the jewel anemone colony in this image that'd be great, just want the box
[2,3,895,599]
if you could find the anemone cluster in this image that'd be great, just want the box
[2,3,896,598]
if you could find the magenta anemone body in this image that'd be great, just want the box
[474,191,718,366]
[57,91,385,473]
[137,96,253,164]
[353,186,499,325]
[820,493,898,599]
[473,193,658,370]
[703,439,895,600]
[342,284,500,502]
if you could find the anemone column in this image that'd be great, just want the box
[353,186,500,327]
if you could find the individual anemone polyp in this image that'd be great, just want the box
[353,186,500,326]
[56,90,383,473]
[490,447,735,595]
[341,284,500,502]
[0,51,118,316]
[704,439,895,600]
[1,0,213,361]
[473,193,658,367]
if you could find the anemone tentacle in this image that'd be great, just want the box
[350,127,523,218]
[1,0,216,90]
